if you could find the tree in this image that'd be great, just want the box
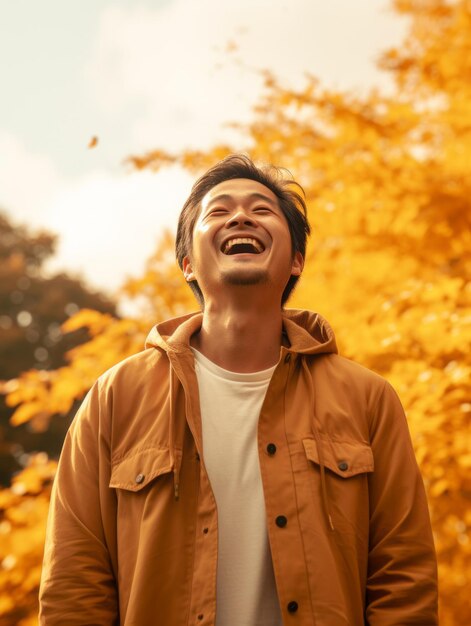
[0,211,117,484]
[1,0,470,623]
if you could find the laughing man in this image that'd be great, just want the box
[39,154,438,625]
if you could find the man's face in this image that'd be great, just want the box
[182,178,303,302]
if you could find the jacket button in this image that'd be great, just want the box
[135,473,145,484]
[284,353,291,363]
[287,600,298,613]
[338,461,349,471]
[275,515,287,528]
[197,614,204,620]
[267,443,277,455]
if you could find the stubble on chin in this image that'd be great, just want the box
[221,269,269,286]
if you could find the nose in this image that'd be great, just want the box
[226,208,258,229]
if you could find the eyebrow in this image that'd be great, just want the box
[206,192,278,208]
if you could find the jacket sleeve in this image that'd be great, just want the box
[38,379,119,625]
[365,379,438,625]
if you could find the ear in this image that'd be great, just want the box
[291,251,304,277]
[182,256,196,282]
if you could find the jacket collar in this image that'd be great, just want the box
[144,309,338,357]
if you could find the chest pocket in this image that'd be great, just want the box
[302,437,374,477]
[302,436,374,536]
[109,447,173,492]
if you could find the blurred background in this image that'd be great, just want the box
[0,0,469,623]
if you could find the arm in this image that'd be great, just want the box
[365,380,438,625]
[38,379,119,625]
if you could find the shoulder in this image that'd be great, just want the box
[310,352,404,426]
[72,347,168,415]
[314,352,387,396]
[73,347,170,434]
[96,346,168,392]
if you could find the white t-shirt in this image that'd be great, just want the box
[191,347,283,626]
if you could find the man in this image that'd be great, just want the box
[39,154,438,625]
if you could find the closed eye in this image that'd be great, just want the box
[253,207,272,213]
[208,209,229,215]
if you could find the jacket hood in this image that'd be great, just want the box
[144,309,338,357]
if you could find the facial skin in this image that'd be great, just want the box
[182,178,303,305]
[181,178,304,372]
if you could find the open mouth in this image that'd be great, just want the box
[221,237,265,255]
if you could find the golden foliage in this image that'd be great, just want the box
[120,229,197,321]
[0,454,56,625]
[1,0,470,623]
[2,234,192,432]
[4,314,147,431]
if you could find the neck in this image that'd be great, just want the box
[191,298,288,373]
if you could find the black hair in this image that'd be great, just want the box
[175,153,311,307]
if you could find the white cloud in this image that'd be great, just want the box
[0,129,192,300]
[85,0,406,155]
[0,131,193,292]
[0,130,61,223]
[43,166,193,296]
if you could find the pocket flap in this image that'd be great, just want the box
[110,447,173,491]
[303,437,374,478]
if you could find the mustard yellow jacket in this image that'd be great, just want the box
[39,310,438,625]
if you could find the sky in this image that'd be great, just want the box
[0,0,407,315]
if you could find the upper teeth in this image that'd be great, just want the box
[223,237,264,254]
